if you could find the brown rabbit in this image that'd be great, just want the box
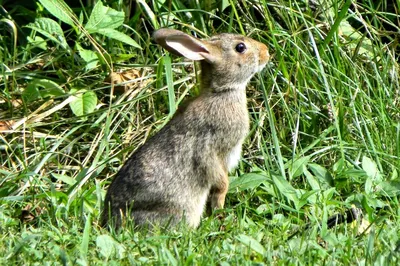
[101,28,269,229]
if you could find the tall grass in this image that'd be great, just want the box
[1,0,399,264]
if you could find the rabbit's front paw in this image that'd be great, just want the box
[210,182,228,210]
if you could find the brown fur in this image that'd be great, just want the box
[101,29,269,229]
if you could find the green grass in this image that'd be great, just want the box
[1,0,400,264]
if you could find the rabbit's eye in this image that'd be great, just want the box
[235,43,247,53]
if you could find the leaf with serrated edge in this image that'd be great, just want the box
[26,18,68,49]
[38,0,76,26]
[94,28,141,49]
[85,1,124,31]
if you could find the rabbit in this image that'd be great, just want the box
[101,28,269,229]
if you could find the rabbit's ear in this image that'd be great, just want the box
[154,29,214,62]
[164,35,209,61]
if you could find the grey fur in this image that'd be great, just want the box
[101,28,269,229]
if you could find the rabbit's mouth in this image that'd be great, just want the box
[257,63,267,73]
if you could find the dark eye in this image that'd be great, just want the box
[235,43,247,53]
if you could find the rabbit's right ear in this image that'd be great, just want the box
[153,29,214,62]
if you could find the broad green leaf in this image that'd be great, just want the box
[153,0,167,10]
[303,169,320,190]
[229,172,268,192]
[271,174,299,207]
[22,79,65,102]
[27,36,47,50]
[38,0,75,27]
[344,168,369,179]
[365,176,373,194]
[83,2,141,49]
[363,194,386,209]
[69,90,97,117]
[298,189,319,207]
[220,0,231,12]
[25,18,68,49]
[378,181,400,197]
[390,168,398,180]
[52,173,76,186]
[85,1,124,31]
[96,234,115,258]
[76,43,99,71]
[255,204,268,214]
[308,163,333,187]
[362,156,383,194]
[236,234,266,255]
[94,28,141,49]
[113,54,136,63]
[38,82,65,99]
[79,11,84,24]
[96,234,125,259]
[22,84,41,102]
[289,156,310,179]
[323,187,336,200]
[333,157,345,173]
[362,156,382,181]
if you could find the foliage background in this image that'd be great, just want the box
[1,0,400,264]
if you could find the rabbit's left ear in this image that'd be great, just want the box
[153,29,215,62]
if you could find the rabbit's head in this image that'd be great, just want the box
[153,29,269,92]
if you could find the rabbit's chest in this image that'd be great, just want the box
[226,137,245,171]
[225,110,249,171]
